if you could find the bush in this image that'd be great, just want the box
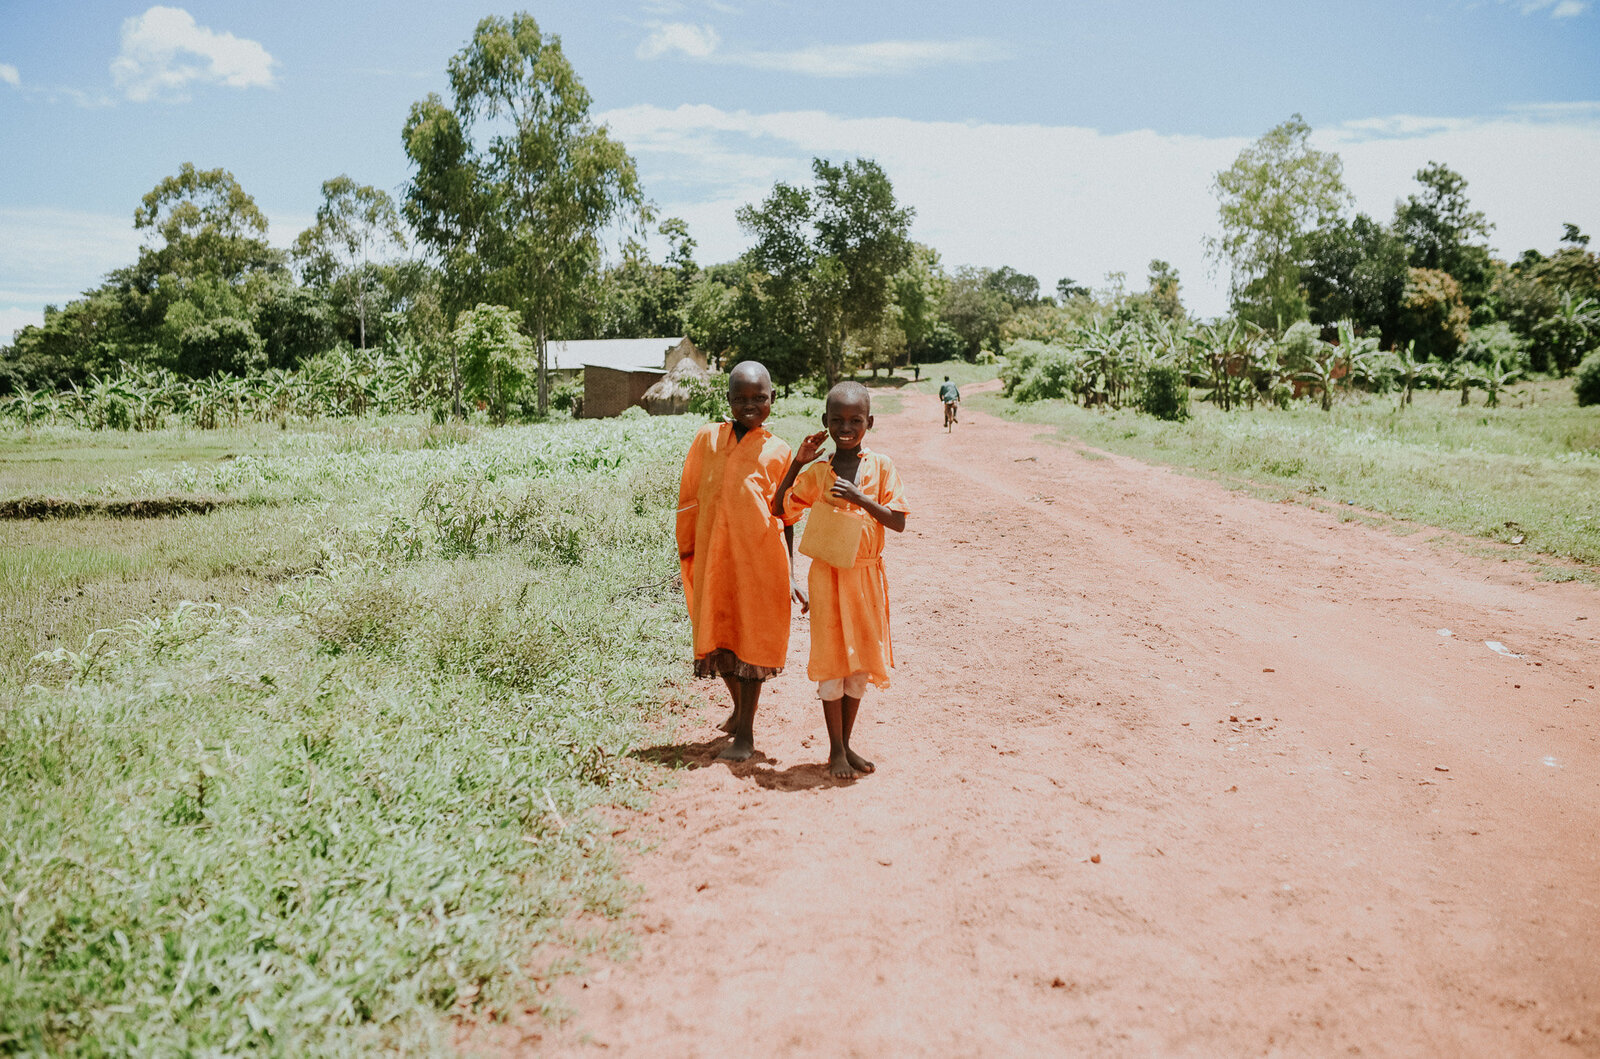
[686,372,728,419]
[1461,321,1528,371]
[1138,361,1190,421]
[1576,352,1600,407]
[176,316,266,377]
[452,304,533,424]
[1002,340,1081,402]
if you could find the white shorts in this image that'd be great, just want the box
[817,672,869,700]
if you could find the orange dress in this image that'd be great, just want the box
[677,421,799,676]
[782,449,909,687]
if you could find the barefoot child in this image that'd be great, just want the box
[677,361,805,761]
[774,382,909,778]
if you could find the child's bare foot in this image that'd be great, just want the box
[845,748,875,774]
[828,751,859,778]
[718,735,755,761]
[718,710,736,733]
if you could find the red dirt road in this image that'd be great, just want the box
[543,387,1600,1056]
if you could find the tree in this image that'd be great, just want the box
[939,267,1009,359]
[134,163,276,282]
[891,243,948,364]
[453,303,533,423]
[1393,163,1494,308]
[1144,259,1185,322]
[1207,114,1350,331]
[293,176,407,350]
[1302,214,1409,339]
[1398,267,1471,362]
[984,266,1041,309]
[574,218,698,340]
[1056,277,1091,301]
[737,157,914,385]
[402,12,644,414]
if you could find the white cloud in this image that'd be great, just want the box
[0,207,143,335]
[634,26,1004,76]
[111,6,276,103]
[737,39,1005,77]
[0,63,19,87]
[638,22,722,60]
[1507,0,1590,14]
[601,103,1600,318]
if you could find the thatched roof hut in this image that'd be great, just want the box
[641,357,712,416]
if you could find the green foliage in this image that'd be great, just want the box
[737,157,914,385]
[686,371,729,419]
[293,176,408,350]
[1001,340,1081,402]
[452,304,532,424]
[1207,114,1351,331]
[0,414,698,1052]
[1393,162,1495,307]
[134,162,274,282]
[1400,267,1471,362]
[940,266,1009,358]
[402,12,644,413]
[177,316,267,377]
[1302,213,1408,336]
[1137,361,1190,421]
[1461,322,1527,370]
[1575,352,1600,406]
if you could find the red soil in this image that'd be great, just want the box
[537,384,1600,1055]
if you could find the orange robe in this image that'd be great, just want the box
[782,449,909,687]
[677,421,799,672]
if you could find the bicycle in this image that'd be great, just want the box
[942,399,958,432]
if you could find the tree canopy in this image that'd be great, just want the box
[1208,114,1350,331]
[402,11,644,411]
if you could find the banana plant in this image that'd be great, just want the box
[1480,354,1522,408]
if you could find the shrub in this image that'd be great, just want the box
[686,372,728,419]
[1138,361,1190,421]
[1002,340,1081,402]
[1461,321,1528,371]
[177,316,267,377]
[1576,351,1600,407]
[452,304,532,424]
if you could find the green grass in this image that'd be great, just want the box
[900,358,1004,395]
[982,377,1600,569]
[0,413,702,1053]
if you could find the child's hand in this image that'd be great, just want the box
[796,431,828,464]
[829,477,868,507]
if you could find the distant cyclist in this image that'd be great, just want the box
[939,376,961,430]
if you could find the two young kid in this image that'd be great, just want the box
[677,364,908,779]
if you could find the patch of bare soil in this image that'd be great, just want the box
[0,495,246,519]
[505,385,1600,1056]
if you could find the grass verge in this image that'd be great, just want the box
[979,378,1600,571]
[0,414,700,1053]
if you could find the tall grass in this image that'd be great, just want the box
[984,377,1600,567]
[0,414,700,1053]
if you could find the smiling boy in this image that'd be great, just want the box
[774,381,909,779]
[677,361,804,761]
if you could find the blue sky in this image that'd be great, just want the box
[3,0,1598,335]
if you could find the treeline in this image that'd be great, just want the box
[1206,115,1599,377]
[5,25,1598,423]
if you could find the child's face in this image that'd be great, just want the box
[727,377,773,431]
[822,397,872,452]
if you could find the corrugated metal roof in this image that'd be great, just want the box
[547,337,686,372]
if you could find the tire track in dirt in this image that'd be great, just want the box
[508,386,1600,1056]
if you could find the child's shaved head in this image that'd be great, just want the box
[728,360,773,392]
[825,381,871,414]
